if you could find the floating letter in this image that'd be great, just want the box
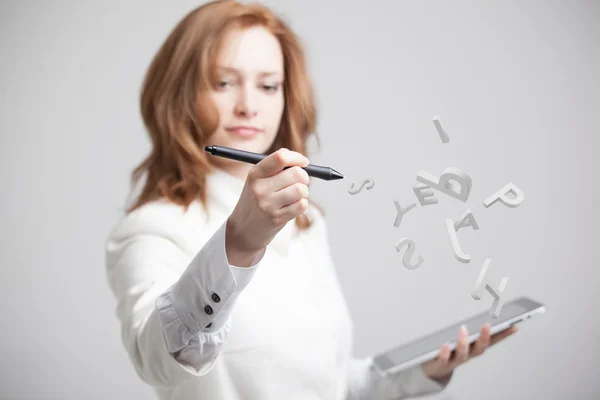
[395,238,424,270]
[433,116,450,143]
[393,200,416,227]
[416,167,472,203]
[472,258,509,318]
[348,179,375,195]
[454,209,480,232]
[483,182,524,208]
[446,219,470,263]
[412,182,438,206]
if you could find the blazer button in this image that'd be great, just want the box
[204,305,213,315]
[206,322,212,328]
[211,293,221,303]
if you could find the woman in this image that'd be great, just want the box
[105,1,517,399]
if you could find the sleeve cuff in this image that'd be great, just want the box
[229,261,260,286]
[207,226,265,330]
[163,221,266,338]
[155,289,232,353]
[168,219,263,336]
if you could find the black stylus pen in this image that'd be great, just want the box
[205,145,344,181]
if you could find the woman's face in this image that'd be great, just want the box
[207,26,285,178]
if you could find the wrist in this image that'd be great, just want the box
[424,367,453,384]
[225,217,263,267]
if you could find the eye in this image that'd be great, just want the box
[261,83,281,93]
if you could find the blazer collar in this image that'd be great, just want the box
[206,168,295,257]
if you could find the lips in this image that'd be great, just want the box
[226,126,262,137]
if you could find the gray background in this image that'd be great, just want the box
[1,0,598,399]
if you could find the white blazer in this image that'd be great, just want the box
[105,168,450,400]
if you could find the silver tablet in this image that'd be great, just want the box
[372,296,546,377]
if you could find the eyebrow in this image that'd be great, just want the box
[215,66,282,78]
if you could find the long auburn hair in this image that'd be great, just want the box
[127,0,323,230]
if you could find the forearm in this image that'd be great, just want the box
[225,217,265,267]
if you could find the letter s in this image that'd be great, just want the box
[395,238,424,270]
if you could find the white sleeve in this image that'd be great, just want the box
[345,357,452,399]
[156,229,262,368]
[105,219,265,388]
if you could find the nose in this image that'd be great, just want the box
[234,84,258,118]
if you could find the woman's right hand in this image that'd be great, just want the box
[225,148,311,266]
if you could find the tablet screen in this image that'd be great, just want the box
[374,300,532,369]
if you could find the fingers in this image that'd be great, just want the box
[425,323,517,379]
[422,343,452,379]
[250,165,310,220]
[277,197,310,221]
[248,150,311,222]
[449,325,470,368]
[470,323,491,357]
[489,325,518,347]
[437,343,452,364]
[424,326,470,379]
[251,148,309,179]
[272,173,310,220]
[261,165,310,195]
[469,323,518,358]
[272,180,310,209]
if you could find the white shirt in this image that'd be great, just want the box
[105,168,451,400]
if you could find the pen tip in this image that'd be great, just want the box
[205,146,213,153]
[331,168,344,180]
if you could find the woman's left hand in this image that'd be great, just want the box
[421,323,518,382]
